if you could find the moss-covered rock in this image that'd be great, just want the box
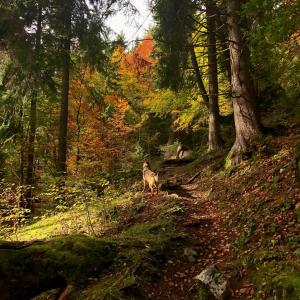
[0,235,115,300]
[196,282,216,300]
[75,273,148,300]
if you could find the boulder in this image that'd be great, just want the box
[195,265,228,300]
[0,236,115,300]
[184,247,198,263]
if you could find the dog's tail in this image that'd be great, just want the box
[154,172,159,183]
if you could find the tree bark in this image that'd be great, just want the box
[26,90,37,190]
[206,0,223,151]
[24,3,42,211]
[19,97,25,209]
[75,95,82,173]
[57,1,72,176]
[226,0,261,164]
[24,89,37,207]
[215,4,232,85]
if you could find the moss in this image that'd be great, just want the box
[11,191,135,241]
[111,219,176,249]
[196,282,216,300]
[160,200,186,216]
[0,235,115,300]
[0,217,179,300]
[73,219,178,299]
[224,147,234,169]
[272,272,300,300]
[106,219,176,269]
[76,272,144,300]
[249,261,300,300]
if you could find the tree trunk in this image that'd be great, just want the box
[214,3,231,85]
[75,96,82,173]
[24,3,42,211]
[25,89,37,206]
[226,0,261,164]
[57,1,72,176]
[19,97,25,209]
[190,46,209,108]
[206,0,223,151]
[26,91,37,189]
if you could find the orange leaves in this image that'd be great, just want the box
[67,67,132,174]
[114,35,154,80]
[134,35,154,63]
[67,35,156,175]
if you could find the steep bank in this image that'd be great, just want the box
[1,124,299,300]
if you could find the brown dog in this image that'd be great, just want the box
[142,161,159,195]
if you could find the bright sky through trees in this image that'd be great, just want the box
[106,0,153,44]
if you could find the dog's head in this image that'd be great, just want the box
[143,161,150,169]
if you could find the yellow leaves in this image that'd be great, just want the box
[67,36,157,173]
[174,100,206,131]
[111,45,125,64]
[67,65,134,174]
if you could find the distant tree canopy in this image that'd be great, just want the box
[0,0,299,215]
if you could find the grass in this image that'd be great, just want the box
[6,191,135,241]
[1,186,184,299]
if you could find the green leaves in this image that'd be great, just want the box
[243,0,300,98]
[151,0,195,90]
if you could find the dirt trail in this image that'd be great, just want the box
[144,160,249,300]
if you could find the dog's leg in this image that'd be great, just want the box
[150,185,154,196]
[176,145,181,159]
[181,150,184,158]
[142,179,146,192]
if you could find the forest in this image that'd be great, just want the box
[0,0,299,299]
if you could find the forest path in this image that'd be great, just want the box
[143,160,250,300]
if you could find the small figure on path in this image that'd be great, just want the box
[176,144,190,159]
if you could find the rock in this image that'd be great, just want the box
[184,248,198,263]
[196,282,216,300]
[0,236,115,300]
[187,255,196,263]
[195,265,229,300]
[167,193,180,199]
[184,247,198,257]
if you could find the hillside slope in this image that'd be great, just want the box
[1,124,299,300]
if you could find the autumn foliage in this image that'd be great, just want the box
[67,37,156,175]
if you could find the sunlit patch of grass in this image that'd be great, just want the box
[11,191,135,241]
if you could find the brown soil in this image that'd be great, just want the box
[126,128,300,299]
